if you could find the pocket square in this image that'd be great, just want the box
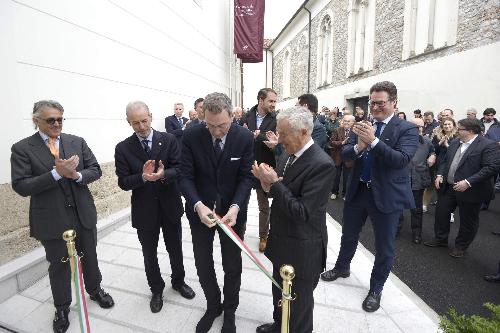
[230,157,241,161]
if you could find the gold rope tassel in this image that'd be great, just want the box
[279,265,295,333]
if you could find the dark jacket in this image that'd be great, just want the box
[180,123,254,224]
[423,119,439,138]
[11,133,101,240]
[312,117,327,149]
[266,144,335,280]
[114,130,183,230]
[437,135,500,203]
[409,135,434,190]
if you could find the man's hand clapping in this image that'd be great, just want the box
[142,160,165,182]
[55,155,80,180]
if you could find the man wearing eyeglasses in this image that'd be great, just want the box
[114,101,195,314]
[321,81,418,313]
[425,118,500,257]
[10,100,114,333]
[180,92,254,333]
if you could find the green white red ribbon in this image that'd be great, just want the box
[74,255,91,332]
[208,214,282,290]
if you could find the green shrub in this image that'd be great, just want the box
[439,303,500,333]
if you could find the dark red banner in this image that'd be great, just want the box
[234,0,265,63]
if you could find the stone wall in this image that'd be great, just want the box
[0,162,130,265]
[273,0,500,101]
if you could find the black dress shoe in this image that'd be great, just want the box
[221,312,236,333]
[150,293,163,313]
[491,231,500,236]
[412,234,422,244]
[484,273,500,283]
[196,307,223,333]
[89,288,115,309]
[173,283,196,299]
[423,239,448,247]
[449,248,465,258]
[362,291,381,312]
[53,308,69,333]
[320,268,350,282]
[256,322,279,333]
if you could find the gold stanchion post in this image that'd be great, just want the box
[62,230,77,280]
[280,265,295,333]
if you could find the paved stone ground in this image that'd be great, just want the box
[0,192,440,332]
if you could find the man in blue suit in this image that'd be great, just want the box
[180,92,254,333]
[321,81,418,312]
[165,102,189,144]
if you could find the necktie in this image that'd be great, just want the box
[47,137,59,158]
[178,117,183,127]
[360,122,383,183]
[283,154,296,175]
[141,139,150,156]
[214,138,222,160]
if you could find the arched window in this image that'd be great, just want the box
[347,0,374,76]
[283,50,291,98]
[402,0,458,59]
[317,15,333,87]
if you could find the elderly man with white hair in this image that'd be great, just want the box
[252,106,335,333]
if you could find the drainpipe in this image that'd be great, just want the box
[303,5,312,93]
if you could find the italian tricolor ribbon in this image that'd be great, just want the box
[208,214,282,290]
[73,255,91,333]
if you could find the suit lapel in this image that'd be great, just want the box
[446,140,461,170]
[379,116,399,142]
[457,136,479,169]
[282,145,315,184]
[128,133,149,162]
[201,127,218,167]
[28,133,55,170]
[259,113,273,131]
[59,134,76,160]
[247,109,257,131]
[150,130,165,160]
[219,124,236,164]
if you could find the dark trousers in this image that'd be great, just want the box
[271,265,319,333]
[41,208,101,311]
[256,188,270,238]
[434,186,481,250]
[332,164,351,196]
[190,219,245,313]
[335,183,400,293]
[410,189,424,233]
[136,214,185,294]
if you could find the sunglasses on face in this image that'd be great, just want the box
[38,117,65,125]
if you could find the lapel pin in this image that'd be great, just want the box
[158,142,162,146]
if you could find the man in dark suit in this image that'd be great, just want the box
[424,118,500,257]
[321,81,418,312]
[253,106,335,333]
[180,92,254,333]
[114,101,195,313]
[186,98,204,129]
[242,88,277,252]
[11,100,114,333]
[297,94,328,149]
[165,102,189,144]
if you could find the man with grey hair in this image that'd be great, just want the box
[253,106,335,333]
[466,108,478,119]
[330,114,355,200]
[180,92,254,333]
[115,101,195,314]
[165,102,188,144]
[11,100,114,333]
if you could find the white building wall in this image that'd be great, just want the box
[277,42,500,119]
[1,0,239,183]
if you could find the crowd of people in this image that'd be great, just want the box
[10,81,500,333]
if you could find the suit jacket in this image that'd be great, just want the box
[114,130,183,230]
[265,144,335,280]
[11,133,101,240]
[437,135,500,203]
[180,123,254,224]
[242,105,277,167]
[329,127,351,167]
[342,116,419,213]
[312,118,327,149]
[185,118,200,129]
[165,115,188,141]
